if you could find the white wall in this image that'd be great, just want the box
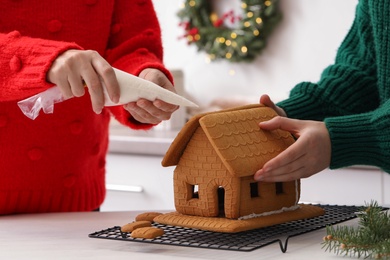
[152,0,358,107]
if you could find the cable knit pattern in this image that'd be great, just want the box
[277,0,390,173]
[0,0,170,214]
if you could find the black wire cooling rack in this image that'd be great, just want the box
[88,204,366,253]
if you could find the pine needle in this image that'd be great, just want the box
[322,201,390,259]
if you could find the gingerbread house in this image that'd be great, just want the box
[161,104,299,220]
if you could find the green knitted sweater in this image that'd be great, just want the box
[277,0,390,173]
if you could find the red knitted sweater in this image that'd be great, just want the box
[0,0,172,214]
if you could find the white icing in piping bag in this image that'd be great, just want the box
[104,68,198,107]
[18,68,198,120]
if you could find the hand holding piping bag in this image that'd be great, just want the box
[18,50,197,121]
[111,68,197,125]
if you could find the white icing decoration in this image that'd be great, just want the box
[295,179,299,205]
[238,205,300,220]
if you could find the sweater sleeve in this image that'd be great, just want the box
[277,1,390,173]
[104,0,173,130]
[324,101,390,172]
[278,1,378,121]
[0,31,82,101]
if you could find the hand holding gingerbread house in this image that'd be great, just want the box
[155,104,324,233]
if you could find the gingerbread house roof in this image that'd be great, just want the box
[162,104,295,177]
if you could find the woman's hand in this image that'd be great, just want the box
[123,68,179,125]
[47,49,120,114]
[253,116,331,182]
[259,94,287,117]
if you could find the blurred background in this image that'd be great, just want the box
[153,0,357,108]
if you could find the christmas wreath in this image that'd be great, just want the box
[178,0,282,62]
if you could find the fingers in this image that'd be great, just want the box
[259,116,301,139]
[125,101,161,125]
[47,58,74,99]
[55,76,74,100]
[91,58,119,104]
[259,94,287,117]
[254,117,305,182]
[83,71,105,114]
[255,166,305,182]
[254,120,331,182]
[126,68,179,124]
[67,73,85,98]
[260,95,280,114]
[254,141,306,182]
[259,94,274,107]
[83,51,118,114]
[47,50,120,114]
[124,99,178,124]
[48,50,178,121]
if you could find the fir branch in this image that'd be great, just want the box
[322,201,390,259]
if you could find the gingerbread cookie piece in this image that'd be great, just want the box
[135,212,162,222]
[130,227,165,239]
[120,221,152,233]
[154,204,325,233]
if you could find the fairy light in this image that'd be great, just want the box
[265,1,271,7]
[226,53,232,59]
[210,12,218,23]
[217,37,226,44]
[231,32,237,39]
[244,21,251,27]
[253,29,260,36]
[247,12,254,18]
[241,46,248,53]
[189,0,196,7]
[256,17,263,24]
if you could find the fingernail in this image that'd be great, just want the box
[254,176,263,182]
[254,171,263,181]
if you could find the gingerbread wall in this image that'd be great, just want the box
[172,121,300,219]
[173,127,242,218]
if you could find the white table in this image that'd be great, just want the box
[0,211,352,260]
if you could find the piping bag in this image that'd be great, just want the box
[17,68,198,120]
